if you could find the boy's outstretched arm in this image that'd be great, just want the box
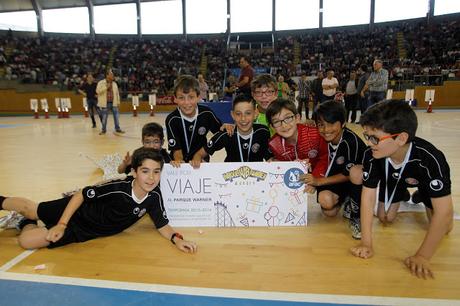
[190,148,208,169]
[350,186,376,259]
[47,191,84,243]
[171,150,185,168]
[158,224,197,253]
[404,195,453,279]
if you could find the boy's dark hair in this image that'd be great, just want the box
[173,75,200,96]
[251,74,276,92]
[131,147,164,170]
[266,98,298,125]
[360,99,417,142]
[313,100,346,125]
[142,122,164,140]
[232,94,256,110]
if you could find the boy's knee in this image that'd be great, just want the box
[318,192,338,211]
[349,165,363,185]
[321,206,339,217]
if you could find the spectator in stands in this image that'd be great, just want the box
[322,69,339,102]
[361,59,388,107]
[97,70,125,135]
[198,73,209,102]
[357,64,370,113]
[235,56,254,96]
[78,73,102,128]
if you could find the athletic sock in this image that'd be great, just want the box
[0,196,6,210]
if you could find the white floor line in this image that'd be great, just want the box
[0,271,459,306]
[0,249,36,272]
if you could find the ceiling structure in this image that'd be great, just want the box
[0,0,156,12]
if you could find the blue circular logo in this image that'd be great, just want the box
[284,168,305,189]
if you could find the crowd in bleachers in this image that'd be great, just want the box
[0,17,458,96]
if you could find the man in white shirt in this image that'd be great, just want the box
[322,69,339,102]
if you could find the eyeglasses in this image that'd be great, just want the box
[363,133,400,145]
[271,115,295,128]
[143,140,163,146]
[253,89,276,97]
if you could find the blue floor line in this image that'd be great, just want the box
[0,279,360,306]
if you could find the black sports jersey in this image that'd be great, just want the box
[68,176,168,242]
[124,149,171,175]
[166,105,222,162]
[326,127,367,177]
[205,124,272,162]
[362,137,451,201]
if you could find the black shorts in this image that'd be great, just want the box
[377,186,433,209]
[37,197,79,248]
[316,182,350,206]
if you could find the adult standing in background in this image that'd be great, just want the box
[360,59,388,107]
[356,64,370,113]
[97,70,125,135]
[276,75,291,99]
[321,69,339,102]
[235,56,254,96]
[296,71,311,120]
[198,73,209,101]
[344,70,359,123]
[78,73,102,128]
[311,70,324,111]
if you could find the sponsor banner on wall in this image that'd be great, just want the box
[156,96,175,105]
[160,162,309,227]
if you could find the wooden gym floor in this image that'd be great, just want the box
[0,110,459,306]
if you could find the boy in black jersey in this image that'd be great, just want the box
[118,122,171,175]
[350,100,453,279]
[0,148,197,253]
[166,75,222,168]
[307,101,366,239]
[196,94,272,162]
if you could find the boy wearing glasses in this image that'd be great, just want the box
[306,101,366,239]
[118,122,171,175]
[166,75,223,168]
[351,100,453,279]
[251,74,278,135]
[266,99,328,193]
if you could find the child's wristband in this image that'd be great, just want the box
[170,232,183,245]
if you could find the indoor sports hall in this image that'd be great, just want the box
[0,1,459,305]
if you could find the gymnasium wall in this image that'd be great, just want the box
[0,81,459,115]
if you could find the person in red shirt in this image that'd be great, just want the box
[266,98,328,194]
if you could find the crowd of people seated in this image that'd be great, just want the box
[0,16,458,97]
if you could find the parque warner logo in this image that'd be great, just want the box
[222,166,267,182]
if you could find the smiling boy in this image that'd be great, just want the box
[351,100,453,279]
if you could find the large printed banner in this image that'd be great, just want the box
[160,162,309,227]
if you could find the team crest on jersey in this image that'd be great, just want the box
[207,140,213,148]
[405,177,419,185]
[133,207,140,215]
[336,156,345,165]
[198,127,207,135]
[363,171,369,181]
[251,143,260,153]
[86,189,95,198]
[429,179,443,191]
[168,139,176,146]
[308,149,318,159]
[138,208,147,218]
[243,142,249,149]
[346,163,354,171]
[392,172,400,179]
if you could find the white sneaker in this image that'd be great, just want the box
[0,211,25,230]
